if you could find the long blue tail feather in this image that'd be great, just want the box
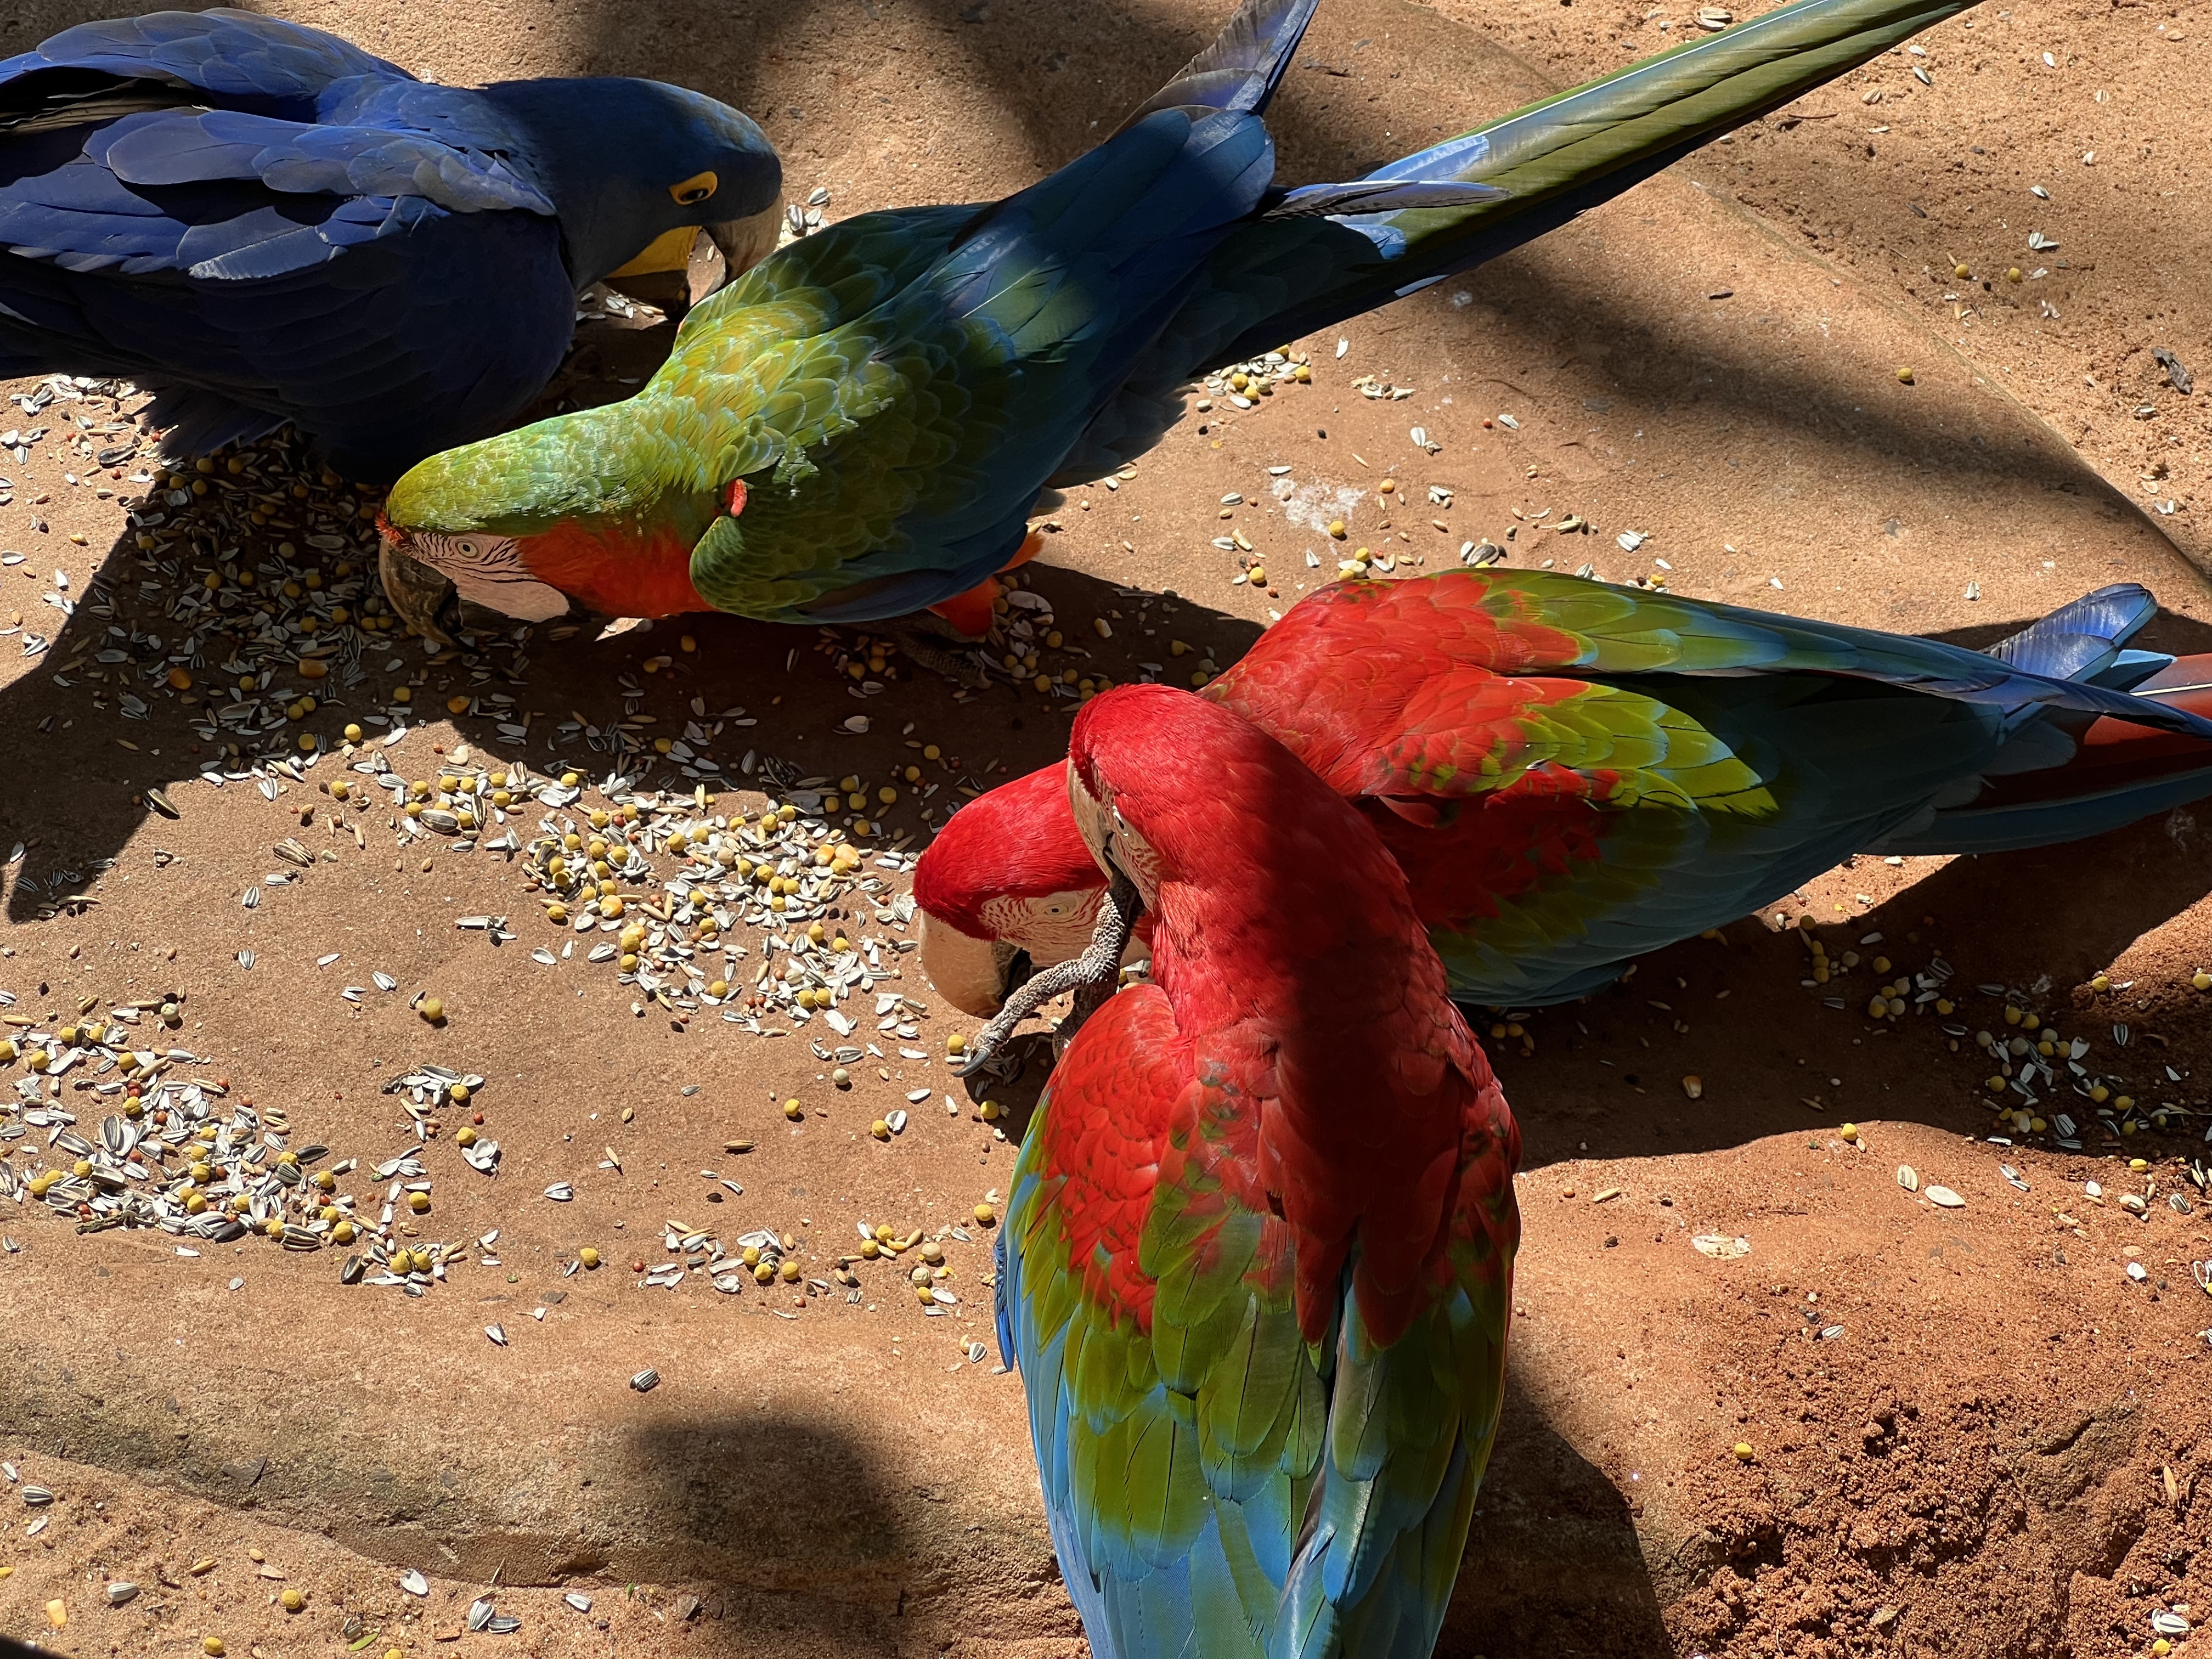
[1058,0,1987,482]
[1117,0,1322,129]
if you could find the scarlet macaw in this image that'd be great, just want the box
[374,0,1979,640]
[915,572,2212,1013]
[984,681,1520,1658]
[0,9,781,475]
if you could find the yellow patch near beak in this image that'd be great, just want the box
[609,224,700,278]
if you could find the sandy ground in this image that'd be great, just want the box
[3,1,2212,1656]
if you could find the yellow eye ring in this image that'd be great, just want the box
[669,171,718,206]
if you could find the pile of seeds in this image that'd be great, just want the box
[0,1013,366,1251]
[1192,348,1312,413]
[563,1193,996,1317]
[1780,919,2208,1149]
[318,746,941,1033]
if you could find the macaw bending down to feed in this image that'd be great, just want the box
[914,572,2212,1013]
[0,9,782,476]
[376,0,1980,642]
[975,682,1520,1659]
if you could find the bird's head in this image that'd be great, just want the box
[1065,689,1189,913]
[913,764,1122,1017]
[377,406,717,642]
[478,76,782,291]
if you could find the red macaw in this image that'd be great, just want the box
[916,571,2212,1013]
[980,682,1518,1659]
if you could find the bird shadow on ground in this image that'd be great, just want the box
[619,1411,965,1658]
[1446,1354,1676,1657]
[621,1367,1675,1658]
[0,503,1252,925]
[1417,242,2166,517]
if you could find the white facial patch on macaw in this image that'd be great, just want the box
[1067,763,1163,908]
[407,529,570,622]
[977,889,1104,963]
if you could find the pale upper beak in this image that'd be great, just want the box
[919,911,1028,1018]
[379,534,462,645]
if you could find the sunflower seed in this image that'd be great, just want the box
[1926,1186,1966,1208]
[630,1368,661,1393]
[1691,1234,1751,1260]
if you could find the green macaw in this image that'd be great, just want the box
[377,0,1978,642]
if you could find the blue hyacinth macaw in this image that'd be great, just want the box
[0,8,781,475]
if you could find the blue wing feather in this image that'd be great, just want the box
[0,13,578,472]
[0,9,411,113]
[1982,580,2156,684]
[798,0,1323,622]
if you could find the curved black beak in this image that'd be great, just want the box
[702,206,781,295]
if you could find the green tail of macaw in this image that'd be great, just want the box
[1063,0,1978,477]
[378,0,1978,640]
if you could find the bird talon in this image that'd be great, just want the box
[883,620,991,689]
[953,872,1140,1074]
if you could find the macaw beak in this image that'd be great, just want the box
[608,224,698,279]
[699,205,780,296]
[918,910,1031,1017]
[606,207,780,312]
[379,534,462,645]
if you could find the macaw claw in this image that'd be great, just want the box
[882,620,991,689]
[956,871,1140,1076]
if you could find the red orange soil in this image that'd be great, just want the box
[3,1,2211,1656]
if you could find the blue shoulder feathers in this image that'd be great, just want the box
[0,8,777,475]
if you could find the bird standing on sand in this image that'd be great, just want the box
[0,8,782,476]
[374,0,1980,642]
[977,682,1522,1659]
[916,573,2212,1013]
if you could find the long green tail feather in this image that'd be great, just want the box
[1058,0,1980,481]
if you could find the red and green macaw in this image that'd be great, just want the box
[980,682,1519,1659]
[375,0,1980,641]
[915,572,2212,1013]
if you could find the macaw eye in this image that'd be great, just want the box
[669,171,718,206]
[456,538,480,558]
[1042,902,1066,917]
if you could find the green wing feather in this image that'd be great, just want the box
[1004,981,1519,1658]
[1203,571,2028,1007]
[1062,0,1981,478]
